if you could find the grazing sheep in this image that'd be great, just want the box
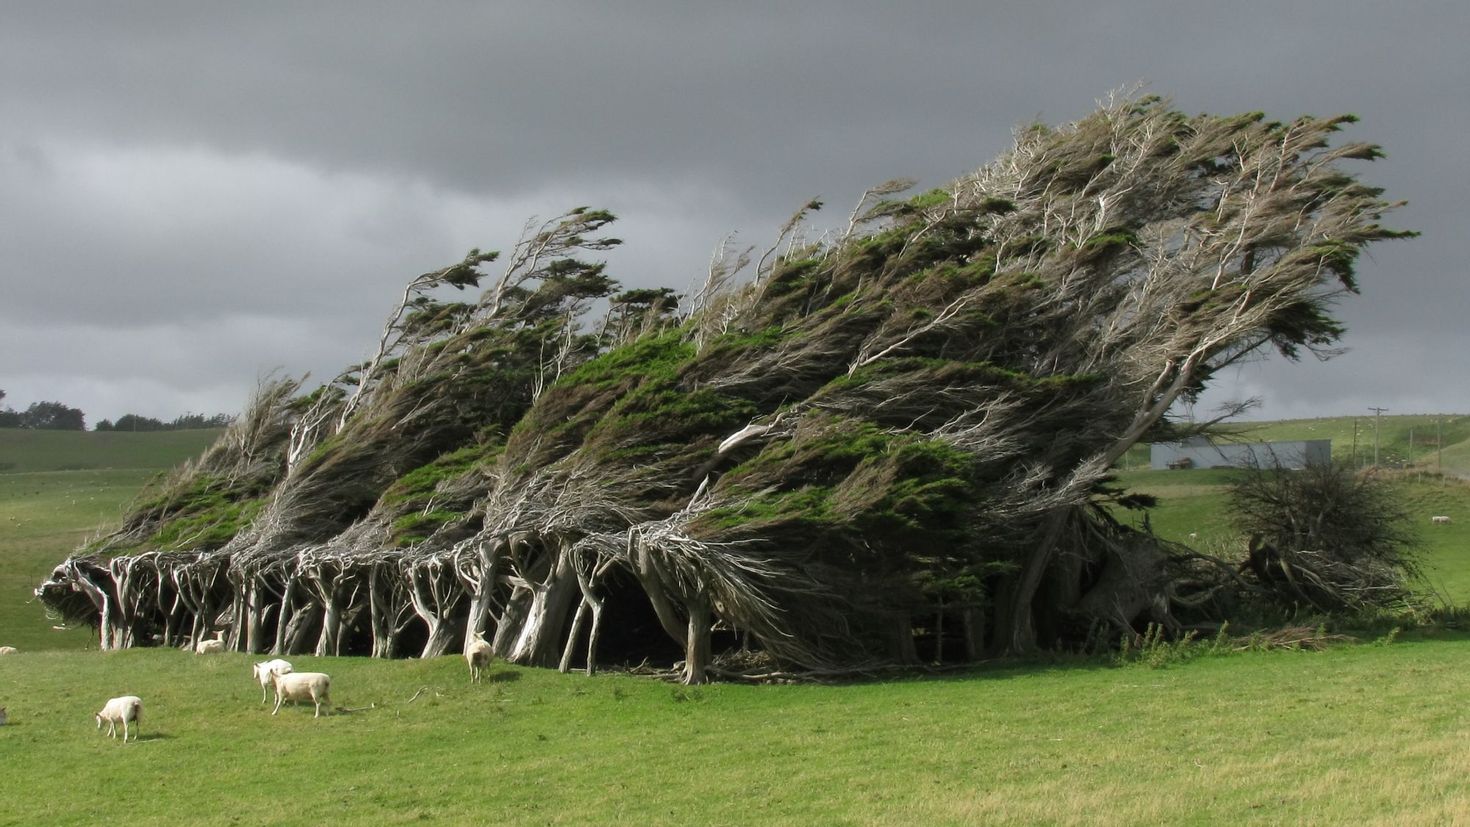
[271,671,331,718]
[1432,515,1453,525]
[0,706,7,726]
[466,634,493,683]
[195,631,226,654]
[96,695,142,741]
[251,659,294,703]
[0,646,17,655]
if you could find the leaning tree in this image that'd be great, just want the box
[38,95,1412,682]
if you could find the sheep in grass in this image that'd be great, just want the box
[195,631,226,655]
[271,671,331,718]
[0,706,7,726]
[251,659,294,704]
[1432,515,1453,525]
[96,695,142,741]
[0,646,17,655]
[466,634,493,684]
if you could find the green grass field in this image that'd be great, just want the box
[6,424,1470,824]
[0,428,224,473]
[4,637,1470,824]
[0,429,219,651]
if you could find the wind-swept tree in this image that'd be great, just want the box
[38,96,1412,681]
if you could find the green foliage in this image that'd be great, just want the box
[1114,623,1224,668]
[0,400,86,430]
[390,509,464,547]
[123,473,270,552]
[700,417,987,597]
[380,442,500,510]
[147,495,264,550]
[599,386,757,443]
[907,188,951,211]
[554,328,694,392]
[1076,228,1140,264]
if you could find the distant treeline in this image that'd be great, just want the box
[0,396,86,430]
[94,413,233,432]
[0,387,229,432]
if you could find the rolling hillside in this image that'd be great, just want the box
[0,427,224,473]
[1226,415,1470,475]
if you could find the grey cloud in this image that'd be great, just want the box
[1,2,1466,422]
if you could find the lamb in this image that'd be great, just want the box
[271,671,331,718]
[96,695,142,741]
[1432,515,1453,525]
[0,645,17,655]
[466,634,494,684]
[195,631,226,654]
[251,659,294,703]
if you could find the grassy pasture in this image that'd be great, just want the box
[0,428,222,473]
[4,638,1470,824]
[0,428,218,651]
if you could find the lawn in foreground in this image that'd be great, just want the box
[2,640,1469,826]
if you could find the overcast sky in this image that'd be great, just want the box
[2,2,1464,426]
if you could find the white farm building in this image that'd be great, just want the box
[1149,436,1332,471]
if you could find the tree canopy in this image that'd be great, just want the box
[37,96,1414,682]
[0,399,85,430]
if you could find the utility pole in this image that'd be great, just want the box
[1352,418,1359,468]
[1368,406,1389,467]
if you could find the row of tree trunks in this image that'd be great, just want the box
[42,537,1109,680]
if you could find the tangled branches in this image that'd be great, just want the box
[37,95,1413,681]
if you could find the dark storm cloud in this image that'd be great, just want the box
[1,1,1465,422]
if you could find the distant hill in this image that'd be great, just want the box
[0,428,224,474]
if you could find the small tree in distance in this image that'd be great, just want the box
[18,401,85,430]
[1230,461,1421,613]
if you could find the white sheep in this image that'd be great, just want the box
[195,631,226,655]
[466,634,493,684]
[96,695,142,741]
[271,671,331,718]
[251,659,294,703]
[0,645,17,655]
[1432,515,1453,525]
